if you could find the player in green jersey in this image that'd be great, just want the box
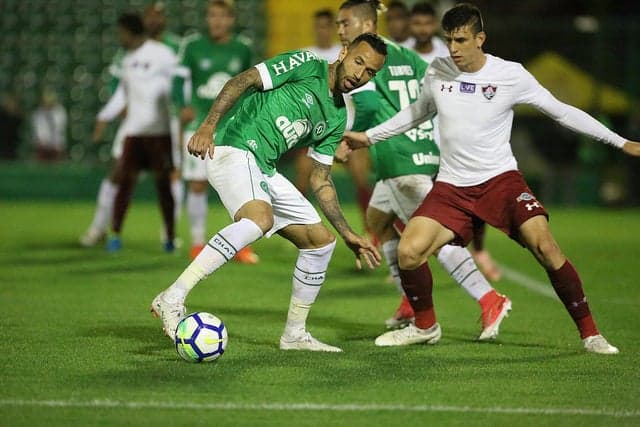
[172,0,258,262]
[152,33,386,352]
[337,0,511,342]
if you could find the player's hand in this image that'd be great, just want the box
[180,107,195,125]
[343,232,381,270]
[92,120,107,143]
[188,126,215,160]
[622,141,640,157]
[342,131,372,150]
[334,140,352,163]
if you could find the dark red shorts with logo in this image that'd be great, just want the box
[412,170,548,246]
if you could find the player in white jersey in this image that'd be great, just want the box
[385,1,414,49]
[80,3,183,248]
[98,13,178,252]
[410,1,501,281]
[343,3,640,354]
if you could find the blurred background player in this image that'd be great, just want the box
[80,2,183,248]
[409,1,501,281]
[384,0,414,49]
[31,88,67,163]
[172,0,258,263]
[337,0,511,338]
[99,12,177,252]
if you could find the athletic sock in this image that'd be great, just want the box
[164,218,263,303]
[382,239,404,294]
[547,260,598,339]
[284,240,336,338]
[90,178,118,232]
[399,262,436,329]
[437,244,493,301]
[171,178,184,224]
[187,190,207,246]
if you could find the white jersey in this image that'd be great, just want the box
[97,40,177,136]
[414,36,449,64]
[367,54,626,186]
[305,44,342,62]
[395,36,416,50]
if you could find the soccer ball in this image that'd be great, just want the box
[175,312,228,363]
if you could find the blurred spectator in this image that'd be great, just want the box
[31,89,67,163]
[385,1,414,48]
[625,105,640,205]
[305,9,342,61]
[0,93,23,160]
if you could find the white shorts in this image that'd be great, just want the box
[181,130,207,181]
[368,174,434,223]
[206,146,322,238]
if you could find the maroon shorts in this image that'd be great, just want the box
[121,135,173,172]
[413,170,548,246]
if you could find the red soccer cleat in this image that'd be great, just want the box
[478,291,512,340]
[189,244,205,260]
[233,246,260,265]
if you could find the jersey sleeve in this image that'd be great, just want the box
[254,50,323,91]
[515,65,626,148]
[97,82,126,122]
[366,74,437,144]
[308,112,347,166]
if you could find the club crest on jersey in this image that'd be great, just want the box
[459,82,476,93]
[516,192,534,202]
[199,59,213,70]
[313,121,326,139]
[482,84,497,100]
[440,84,453,92]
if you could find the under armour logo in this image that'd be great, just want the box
[525,202,541,211]
[441,84,453,92]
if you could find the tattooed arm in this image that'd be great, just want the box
[309,159,381,269]
[187,67,263,159]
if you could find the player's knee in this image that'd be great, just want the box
[397,240,422,270]
[235,201,274,233]
[189,180,208,193]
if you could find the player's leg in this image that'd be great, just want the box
[345,148,373,233]
[268,172,341,352]
[293,148,313,195]
[470,222,502,281]
[148,136,176,252]
[519,216,618,354]
[152,147,272,338]
[108,137,141,251]
[80,124,126,246]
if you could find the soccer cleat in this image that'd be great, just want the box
[79,227,105,247]
[478,293,512,341]
[233,246,260,265]
[106,236,122,252]
[374,322,441,347]
[384,295,415,329]
[471,249,502,282]
[189,244,205,260]
[279,332,342,352]
[163,240,176,253]
[583,334,619,355]
[150,292,186,340]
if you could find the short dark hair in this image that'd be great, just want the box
[118,12,145,36]
[411,2,436,17]
[314,9,334,21]
[339,0,383,25]
[442,2,483,35]
[350,32,387,56]
[387,1,409,16]
[208,0,234,14]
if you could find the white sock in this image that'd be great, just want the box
[165,218,263,303]
[171,178,184,224]
[437,245,493,301]
[90,178,118,232]
[187,190,207,246]
[284,240,336,338]
[382,239,404,295]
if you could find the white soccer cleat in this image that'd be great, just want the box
[79,227,105,247]
[583,334,619,355]
[478,295,512,341]
[150,292,186,340]
[374,322,442,347]
[384,315,415,330]
[279,332,343,352]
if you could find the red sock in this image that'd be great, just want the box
[399,262,436,329]
[547,260,598,339]
[356,186,372,220]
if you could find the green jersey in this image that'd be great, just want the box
[217,49,346,176]
[173,34,253,131]
[350,38,439,180]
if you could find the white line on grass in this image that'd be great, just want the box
[499,264,558,299]
[1,399,639,418]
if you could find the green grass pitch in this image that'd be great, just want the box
[1,202,639,426]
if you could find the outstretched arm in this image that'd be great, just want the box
[188,67,263,159]
[309,159,381,269]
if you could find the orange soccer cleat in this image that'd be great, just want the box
[233,246,260,265]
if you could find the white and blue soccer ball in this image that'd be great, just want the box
[175,312,228,363]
